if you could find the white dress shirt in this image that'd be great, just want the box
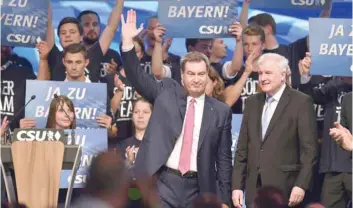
[166,94,205,172]
[262,83,286,125]
[64,76,91,83]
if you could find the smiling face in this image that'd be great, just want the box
[59,23,82,48]
[55,101,75,129]
[257,55,287,96]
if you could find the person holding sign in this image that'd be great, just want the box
[232,53,318,208]
[121,10,232,208]
[20,95,76,129]
[298,54,352,208]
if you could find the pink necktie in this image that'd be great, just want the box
[179,98,196,175]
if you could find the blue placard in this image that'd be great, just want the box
[250,0,331,9]
[25,80,107,128]
[158,0,238,38]
[309,18,352,77]
[231,114,243,162]
[60,129,108,188]
[0,0,48,47]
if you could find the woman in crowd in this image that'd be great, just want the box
[118,97,152,167]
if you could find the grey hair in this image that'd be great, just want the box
[180,51,211,72]
[256,53,290,74]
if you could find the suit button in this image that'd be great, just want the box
[261,149,264,152]
[257,166,260,171]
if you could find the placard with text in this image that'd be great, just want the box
[25,80,107,128]
[1,0,48,47]
[158,0,238,38]
[309,18,352,76]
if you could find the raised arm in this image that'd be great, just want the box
[121,10,164,104]
[224,50,258,107]
[239,0,250,28]
[152,24,173,79]
[36,41,51,80]
[46,1,54,51]
[99,0,124,55]
[222,22,243,79]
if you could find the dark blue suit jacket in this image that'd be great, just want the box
[122,48,232,205]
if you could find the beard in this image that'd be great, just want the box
[83,36,98,45]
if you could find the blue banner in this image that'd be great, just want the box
[60,129,108,188]
[231,114,243,162]
[309,18,352,77]
[25,80,107,128]
[158,0,238,38]
[250,0,331,9]
[0,0,48,47]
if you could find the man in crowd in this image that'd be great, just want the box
[121,10,232,207]
[42,0,124,82]
[77,10,123,78]
[299,54,352,208]
[246,2,332,89]
[142,16,181,79]
[232,53,318,207]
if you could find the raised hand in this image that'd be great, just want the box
[245,50,261,73]
[298,52,312,76]
[153,23,166,43]
[121,10,144,43]
[114,74,125,91]
[229,22,243,42]
[36,41,50,60]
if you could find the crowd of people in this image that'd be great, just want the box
[0,0,352,207]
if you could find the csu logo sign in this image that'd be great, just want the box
[6,34,39,44]
[13,129,65,142]
[291,0,325,6]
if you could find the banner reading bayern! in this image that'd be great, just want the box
[309,18,352,76]
[60,128,107,188]
[158,0,238,38]
[0,0,48,47]
[25,80,107,128]
[250,0,331,9]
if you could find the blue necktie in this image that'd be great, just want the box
[262,97,274,139]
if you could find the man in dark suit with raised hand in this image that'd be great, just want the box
[120,10,232,208]
[232,53,318,208]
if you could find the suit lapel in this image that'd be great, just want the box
[257,93,266,142]
[263,86,291,142]
[198,96,214,152]
[176,89,187,124]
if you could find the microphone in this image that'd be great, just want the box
[5,95,36,143]
[54,94,75,143]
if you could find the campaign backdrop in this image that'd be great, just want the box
[309,18,352,76]
[25,80,107,128]
[60,128,108,188]
[158,0,238,38]
[1,0,48,47]
[250,0,332,9]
